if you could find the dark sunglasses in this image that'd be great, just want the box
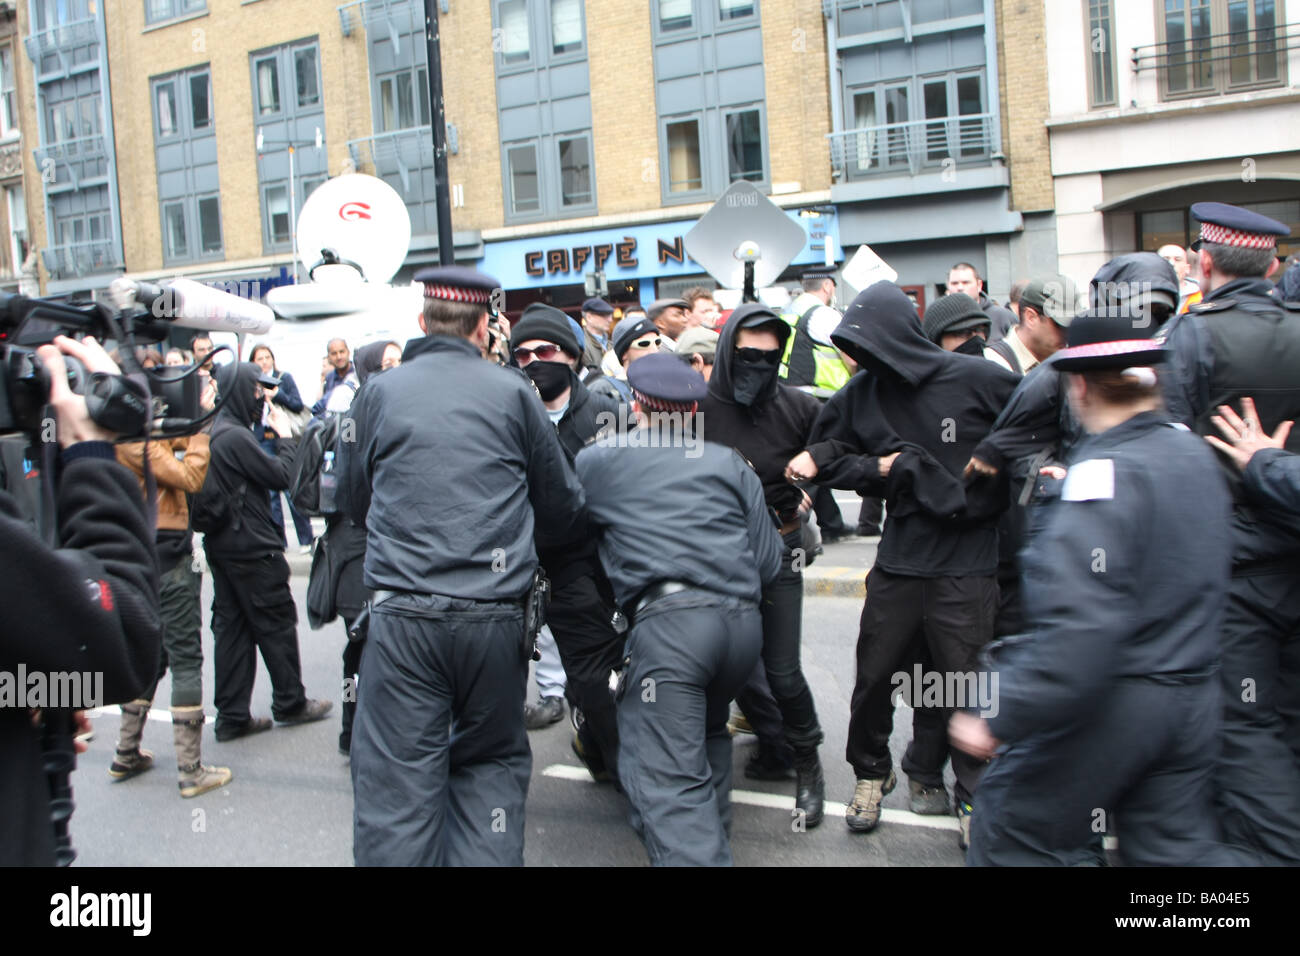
[734,346,782,365]
[513,343,567,363]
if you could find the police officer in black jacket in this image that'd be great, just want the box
[701,302,828,826]
[953,310,1236,866]
[0,335,160,865]
[508,304,624,782]
[340,267,586,867]
[1157,202,1300,864]
[576,354,783,865]
[204,362,331,742]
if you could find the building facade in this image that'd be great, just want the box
[0,0,35,295]
[1044,0,1299,286]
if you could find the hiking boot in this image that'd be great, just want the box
[214,716,273,742]
[909,779,950,815]
[108,699,154,781]
[524,695,564,730]
[173,707,232,799]
[277,698,333,727]
[846,771,897,833]
[793,752,825,830]
[957,801,973,851]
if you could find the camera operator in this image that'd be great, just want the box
[0,335,162,866]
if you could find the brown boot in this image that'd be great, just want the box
[108,699,155,780]
[173,706,233,799]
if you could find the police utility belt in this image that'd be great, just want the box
[624,580,695,628]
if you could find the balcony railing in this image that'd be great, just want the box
[34,135,110,191]
[24,16,98,61]
[1131,25,1298,98]
[42,238,119,279]
[828,112,995,181]
[347,126,433,194]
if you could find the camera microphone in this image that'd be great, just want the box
[109,277,275,336]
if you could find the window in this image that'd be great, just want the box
[719,0,754,20]
[265,184,290,244]
[0,48,16,136]
[155,81,178,137]
[1160,0,1283,98]
[295,46,320,108]
[303,176,326,200]
[558,136,592,206]
[145,0,206,24]
[190,73,211,129]
[724,109,763,183]
[377,69,430,132]
[255,56,280,115]
[507,144,539,214]
[551,0,584,55]
[1086,0,1117,107]
[7,186,27,274]
[665,118,702,193]
[499,0,530,65]
[163,202,187,258]
[659,0,693,31]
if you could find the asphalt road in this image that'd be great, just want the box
[69,493,966,867]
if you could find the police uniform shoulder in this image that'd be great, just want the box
[1281,299,1300,313]
[1188,298,1235,314]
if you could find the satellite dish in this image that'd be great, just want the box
[684,181,807,291]
[294,174,411,284]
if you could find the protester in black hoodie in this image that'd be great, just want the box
[204,361,331,741]
[702,302,828,826]
[787,281,1017,847]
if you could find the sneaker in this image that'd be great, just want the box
[908,779,950,815]
[276,698,333,727]
[727,712,755,736]
[957,801,973,851]
[744,749,796,781]
[524,695,564,730]
[213,717,273,742]
[845,771,897,833]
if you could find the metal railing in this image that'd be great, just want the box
[827,112,994,181]
[34,134,106,163]
[23,16,98,61]
[347,126,433,193]
[41,238,119,279]
[34,135,110,192]
[1131,24,1298,95]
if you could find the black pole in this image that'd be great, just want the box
[424,0,454,265]
[743,261,756,303]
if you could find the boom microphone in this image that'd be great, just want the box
[109,277,275,336]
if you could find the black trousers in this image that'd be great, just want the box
[971,677,1234,866]
[1215,569,1300,864]
[351,593,530,867]
[547,571,624,783]
[341,621,365,743]
[812,485,847,535]
[208,551,307,729]
[857,495,883,535]
[846,568,997,805]
[618,590,762,866]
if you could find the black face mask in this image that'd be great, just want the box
[731,357,778,406]
[524,360,571,401]
[954,335,987,357]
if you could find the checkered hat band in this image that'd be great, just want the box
[632,389,696,414]
[1061,339,1161,359]
[423,283,492,304]
[1199,221,1277,250]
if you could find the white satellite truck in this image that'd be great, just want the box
[116,174,423,410]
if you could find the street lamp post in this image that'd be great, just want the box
[257,127,322,283]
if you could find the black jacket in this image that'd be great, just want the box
[987,412,1231,743]
[1242,447,1300,529]
[202,363,299,559]
[701,311,823,522]
[0,443,161,865]
[271,370,305,413]
[809,282,1018,577]
[339,334,586,600]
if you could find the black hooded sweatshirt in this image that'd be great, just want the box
[701,305,823,523]
[807,282,1018,577]
[203,361,299,559]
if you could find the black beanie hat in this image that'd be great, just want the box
[510,303,581,359]
[921,293,989,343]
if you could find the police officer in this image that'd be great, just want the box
[575,353,783,866]
[340,267,586,867]
[952,309,1235,866]
[1157,202,1300,864]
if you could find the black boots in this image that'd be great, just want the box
[793,750,826,829]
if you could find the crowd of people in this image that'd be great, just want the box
[5,199,1299,868]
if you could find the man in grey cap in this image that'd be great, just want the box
[579,297,615,372]
[675,326,719,382]
[984,275,1080,377]
[647,297,689,351]
[922,293,992,355]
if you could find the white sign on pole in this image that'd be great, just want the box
[841,244,898,293]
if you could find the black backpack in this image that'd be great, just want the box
[190,424,247,534]
[289,412,345,518]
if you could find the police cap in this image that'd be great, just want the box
[801,266,837,285]
[412,266,501,307]
[626,352,707,412]
[1052,309,1169,372]
[1190,202,1289,252]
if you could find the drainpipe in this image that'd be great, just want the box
[825,0,842,137]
